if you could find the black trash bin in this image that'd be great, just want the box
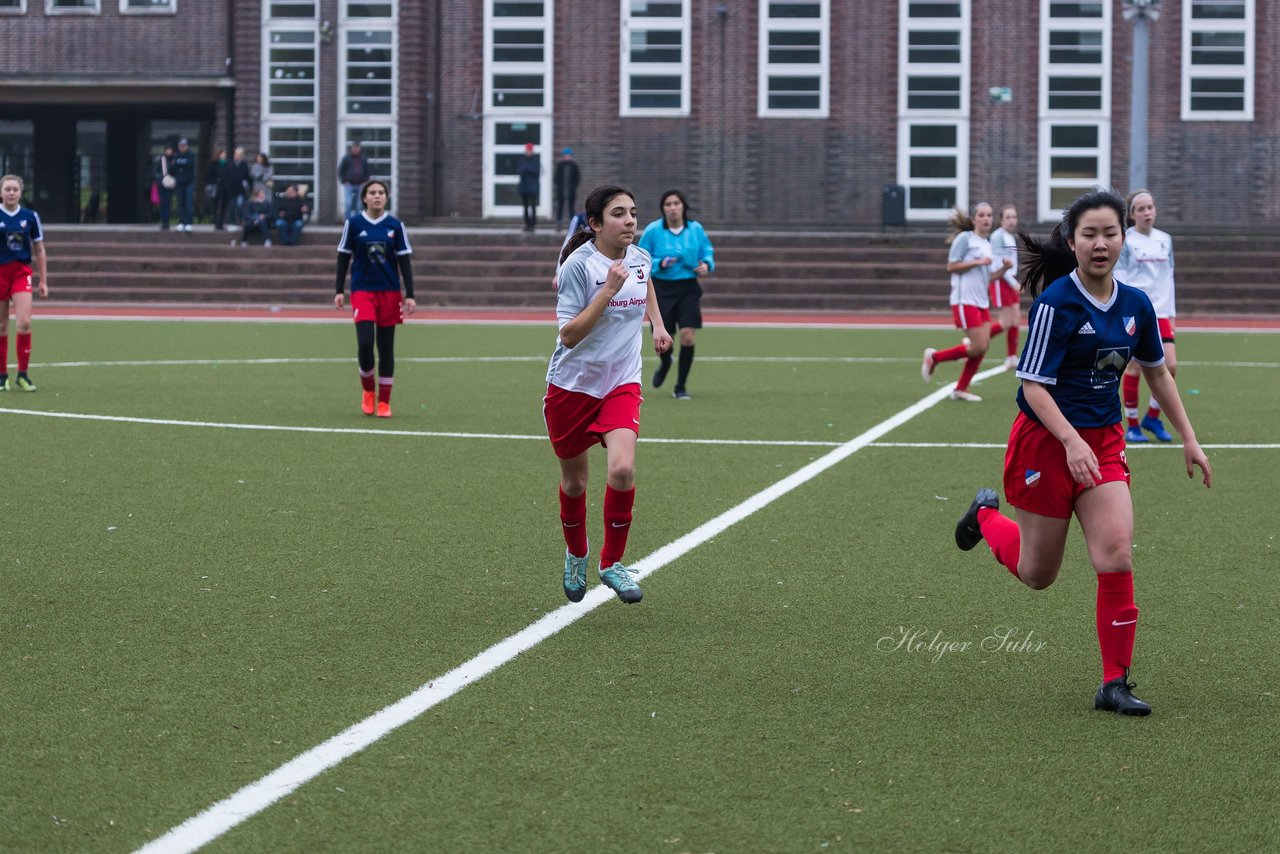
[882,184,905,228]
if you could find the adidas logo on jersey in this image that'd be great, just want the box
[1078,322,1096,335]
[358,230,369,237]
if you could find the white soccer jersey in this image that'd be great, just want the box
[948,231,993,308]
[546,241,653,397]
[1115,227,1175,318]
[989,226,1018,287]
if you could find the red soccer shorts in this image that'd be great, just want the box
[989,279,1020,309]
[952,303,991,330]
[0,262,33,301]
[543,382,643,459]
[351,290,403,326]
[1158,317,1175,343]
[1003,412,1129,519]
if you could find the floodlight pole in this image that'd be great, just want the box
[1123,0,1161,191]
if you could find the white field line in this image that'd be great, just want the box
[4,409,1276,451]
[27,355,1280,370]
[131,366,1003,854]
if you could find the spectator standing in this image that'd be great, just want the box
[250,152,274,197]
[153,144,176,231]
[553,148,580,225]
[235,188,272,247]
[216,147,250,230]
[516,143,541,232]
[273,184,310,246]
[205,149,225,224]
[338,143,370,220]
[170,138,196,233]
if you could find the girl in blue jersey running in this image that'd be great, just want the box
[953,190,1211,717]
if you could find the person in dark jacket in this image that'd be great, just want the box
[337,142,370,220]
[273,184,311,246]
[235,188,272,247]
[553,148,580,225]
[170,138,197,232]
[205,149,224,223]
[152,144,176,231]
[216,147,251,230]
[516,142,541,232]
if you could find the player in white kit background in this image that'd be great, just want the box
[544,185,673,605]
[1114,189,1177,444]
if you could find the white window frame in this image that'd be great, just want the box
[1182,0,1254,121]
[620,0,690,117]
[338,5,399,203]
[757,0,830,119]
[897,0,970,221]
[483,0,553,218]
[342,0,393,16]
[120,0,176,13]
[46,0,99,13]
[1037,0,1110,222]
[0,0,28,13]
[261,4,319,210]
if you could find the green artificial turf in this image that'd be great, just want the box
[1,320,1275,853]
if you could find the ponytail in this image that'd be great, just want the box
[944,207,974,246]
[559,228,592,266]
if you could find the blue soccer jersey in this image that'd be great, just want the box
[1,206,43,266]
[1016,271,1164,428]
[337,212,411,292]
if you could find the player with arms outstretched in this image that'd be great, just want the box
[953,190,1211,716]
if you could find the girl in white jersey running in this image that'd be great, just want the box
[988,205,1022,369]
[921,202,1012,401]
[1114,190,1177,443]
[544,185,673,605]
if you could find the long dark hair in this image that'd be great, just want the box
[361,179,390,206]
[659,189,691,230]
[1017,189,1126,298]
[559,184,635,265]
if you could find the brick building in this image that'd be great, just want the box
[1,1,1275,227]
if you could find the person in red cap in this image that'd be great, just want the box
[517,142,541,232]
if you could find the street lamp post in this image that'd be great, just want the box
[1123,0,1161,191]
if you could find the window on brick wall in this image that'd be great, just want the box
[1037,0,1109,221]
[343,29,394,115]
[268,0,316,16]
[47,0,99,12]
[898,0,969,220]
[265,30,317,115]
[484,0,552,217]
[345,0,393,17]
[758,0,829,118]
[0,0,26,13]
[1182,0,1254,120]
[264,126,317,200]
[121,0,175,12]
[620,0,689,116]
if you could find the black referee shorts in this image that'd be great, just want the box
[653,277,703,332]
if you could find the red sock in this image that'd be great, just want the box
[977,507,1021,578]
[1006,325,1019,358]
[955,355,982,391]
[377,376,393,404]
[558,486,588,557]
[1122,374,1141,427]
[16,332,31,373]
[0,334,7,375]
[1146,402,1161,421]
[359,368,376,392]
[933,343,968,364]
[1096,571,1138,683]
[599,485,635,569]
[989,322,1004,337]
